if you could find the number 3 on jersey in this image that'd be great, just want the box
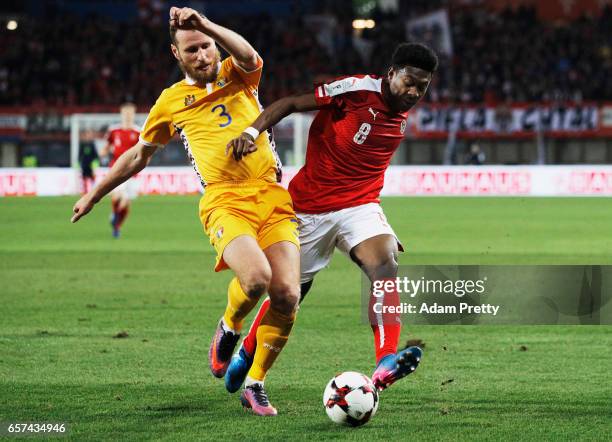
[353,123,371,144]
[211,104,232,128]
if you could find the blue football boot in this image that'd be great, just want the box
[372,346,422,391]
[225,344,254,393]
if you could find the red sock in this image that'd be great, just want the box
[111,200,120,218]
[116,206,130,228]
[369,284,402,364]
[242,297,271,356]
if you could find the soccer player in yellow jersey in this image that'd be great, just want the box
[71,7,300,416]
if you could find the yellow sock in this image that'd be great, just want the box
[247,307,296,381]
[223,277,260,332]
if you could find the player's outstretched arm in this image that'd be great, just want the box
[226,93,319,161]
[71,143,157,223]
[169,7,258,71]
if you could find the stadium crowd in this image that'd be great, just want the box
[1,2,611,107]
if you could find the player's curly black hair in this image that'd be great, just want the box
[392,43,438,73]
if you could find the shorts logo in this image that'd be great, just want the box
[184,94,196,106]
[216,226,224,239]
[378,212,389,227]
[400,119,407,134]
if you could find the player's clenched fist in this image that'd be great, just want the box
[71,195,95,223]
[226,133,258,161]
[169,6,208,30]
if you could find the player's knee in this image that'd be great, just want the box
[269,282,300,315]
[365,253,398,281]
[241,268,272,298]
[244,281,268,298]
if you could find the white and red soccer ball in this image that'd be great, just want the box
[323,371,379,426]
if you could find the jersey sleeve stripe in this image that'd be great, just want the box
[232,53,263,73]
[322,75,382,97]
[138,136,164,148]
[173,125,206,187]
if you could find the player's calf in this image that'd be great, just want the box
[226,281,313,393]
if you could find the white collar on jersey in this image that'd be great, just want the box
[185,61,223,86]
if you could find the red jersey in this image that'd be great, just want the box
[288,75,409,213]
[105,125,140,166]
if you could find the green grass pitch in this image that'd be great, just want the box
[1,196,611,441]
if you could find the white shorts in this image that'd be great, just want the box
[297,203,401,284]
[111,177,139,200]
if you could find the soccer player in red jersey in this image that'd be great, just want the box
[225,43,438,392]
[100,103,141,238]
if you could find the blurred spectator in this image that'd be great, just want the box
[465,142,485,165]
[78,129,99,194]
[0,4,610,107]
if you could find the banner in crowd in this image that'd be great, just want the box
[1,104,612,140]
[3,166,612,197]
[407,104,612,138]
[406,9,453,56]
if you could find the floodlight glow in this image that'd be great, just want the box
[352,19,375,30]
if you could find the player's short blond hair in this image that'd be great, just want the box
[169,23,179,45]
[169,14,208,46]
[168,26,222,62]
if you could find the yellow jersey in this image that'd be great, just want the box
[139,56,281,186]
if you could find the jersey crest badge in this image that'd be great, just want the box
[216,78,226,88]
[184,94,196,106]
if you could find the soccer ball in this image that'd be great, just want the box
[323,371,379,426]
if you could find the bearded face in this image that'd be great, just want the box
[172,29,221,84]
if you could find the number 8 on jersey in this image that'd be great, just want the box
[353,123,371,144]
